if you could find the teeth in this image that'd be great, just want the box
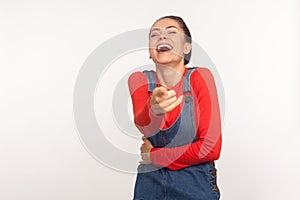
[157,44,173,51]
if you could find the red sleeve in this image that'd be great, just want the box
[128,71,165,136]
[149,68,222,170]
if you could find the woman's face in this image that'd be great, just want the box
[149,18,191,66]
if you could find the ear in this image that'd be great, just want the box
[183,43,192,54]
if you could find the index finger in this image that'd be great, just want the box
[153,86,168,97]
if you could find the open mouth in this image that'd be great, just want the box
[156,44,173,52]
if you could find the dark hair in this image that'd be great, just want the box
[152,15,192,65]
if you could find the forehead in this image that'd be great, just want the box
[151,18,183,32]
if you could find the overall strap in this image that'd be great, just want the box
[183,67,198,93]
[143,70,156,93]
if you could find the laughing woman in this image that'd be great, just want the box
[128,15,222,200]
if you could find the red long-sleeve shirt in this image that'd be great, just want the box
[128,67,222,170]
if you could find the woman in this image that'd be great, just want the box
[128,15,222,200]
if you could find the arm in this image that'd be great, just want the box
[128,72,164,136]
[149,68,222,170]
[128,71,183,136]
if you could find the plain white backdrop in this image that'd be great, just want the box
[1,0,299,199]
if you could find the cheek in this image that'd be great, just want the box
[148,48,158,61]
[149,47,156,55]
[149,40,157,50]
[173,43,185,55]
[172,37,186,52]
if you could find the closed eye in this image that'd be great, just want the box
[150,34,159,37]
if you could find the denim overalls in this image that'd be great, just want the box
[133,68,220,200]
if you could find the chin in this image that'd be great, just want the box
[155,59,174,66]
[154,55,174,64]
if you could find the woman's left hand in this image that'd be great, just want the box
[139,137,153,165]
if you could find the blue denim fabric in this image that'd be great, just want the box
[133,68,220,200]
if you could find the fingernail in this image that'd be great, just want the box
[178,95,183,102]
[170,90,176,95]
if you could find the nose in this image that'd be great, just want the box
[159,35,166,40]
[159,31,167,40]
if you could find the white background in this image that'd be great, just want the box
[1,0,300,199]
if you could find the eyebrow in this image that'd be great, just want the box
[150,26,179,32]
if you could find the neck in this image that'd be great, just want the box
[156,61,185,88]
